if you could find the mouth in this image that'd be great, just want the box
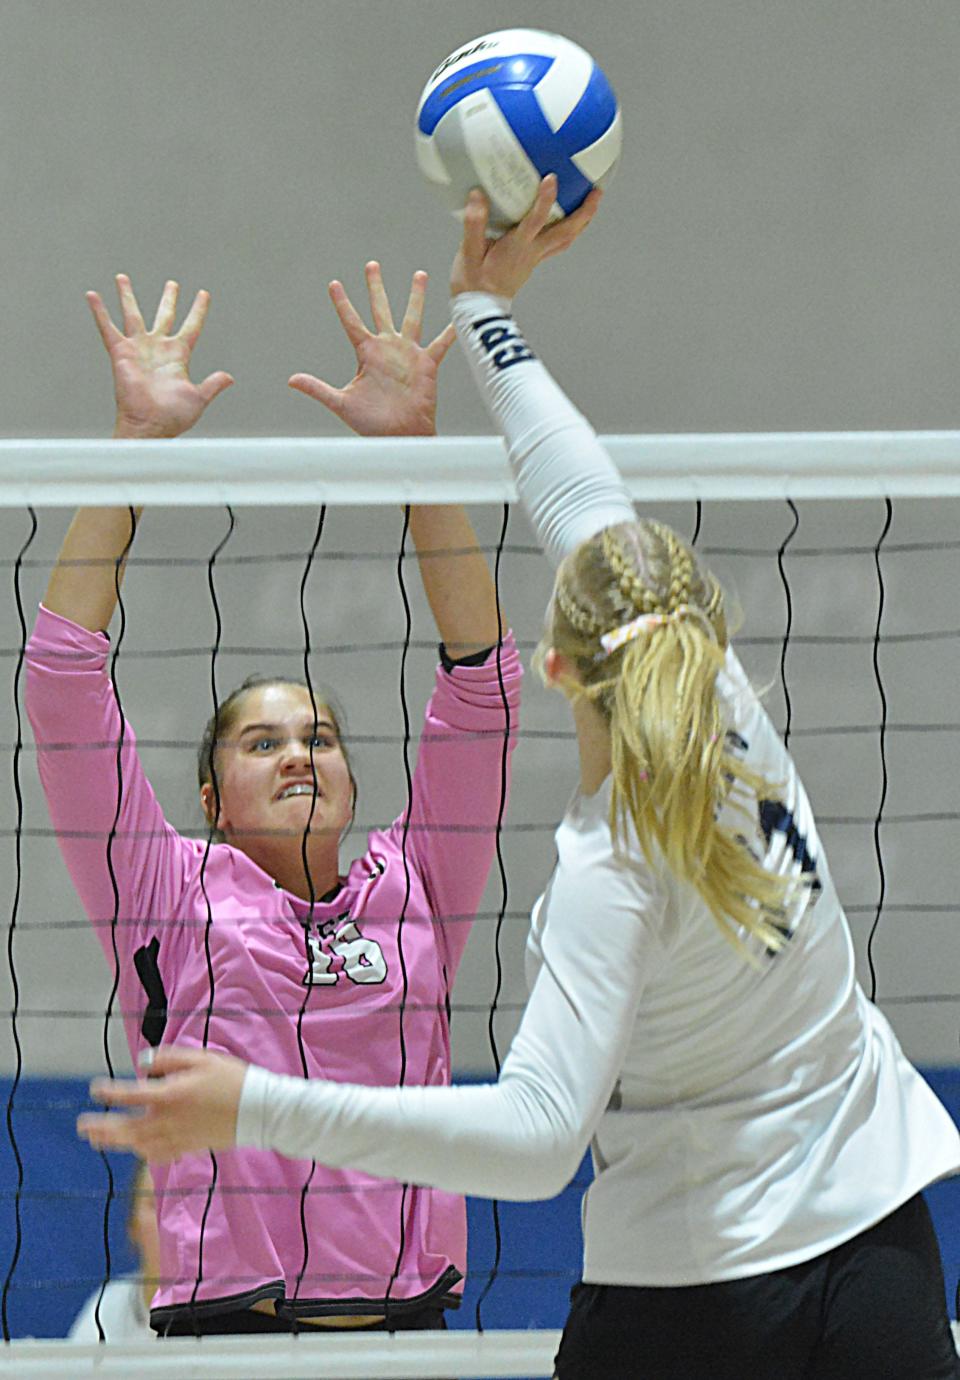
[276,783,322,802]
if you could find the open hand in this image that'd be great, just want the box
[290,263,456,436]
[450,174,602,301]
[87,276,234,439]
[76,1045,247,1163]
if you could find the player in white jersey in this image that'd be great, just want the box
[79,179,960,1378]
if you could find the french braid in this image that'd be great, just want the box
[554,579,606,641]
[602,527,660,619]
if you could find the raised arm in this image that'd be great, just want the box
[289,263,503,655]
[449,177,633,568]
[44,276,232,632]
[28,277,233,948]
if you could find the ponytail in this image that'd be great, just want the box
[542,520,797,957]
[606,620,792,955]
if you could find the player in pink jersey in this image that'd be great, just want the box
[27,266,521,1334]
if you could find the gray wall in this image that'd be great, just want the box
[0,1,958,1075]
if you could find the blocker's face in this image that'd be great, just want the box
[202,683,354,852]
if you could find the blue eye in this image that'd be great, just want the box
[251,737,277,752]
[310,734,335,750]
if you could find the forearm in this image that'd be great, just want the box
[407,504,503,657]
[43,506,141,634]
[451,292,634,566]
[238,1065,584,1201]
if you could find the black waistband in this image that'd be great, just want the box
[156,1302,449,1336]
[150,1265,463,1331]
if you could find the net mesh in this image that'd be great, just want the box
[1,432,958,1372]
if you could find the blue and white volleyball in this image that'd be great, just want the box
[415,29,622,236]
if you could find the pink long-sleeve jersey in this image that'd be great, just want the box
[26,605,521,1326]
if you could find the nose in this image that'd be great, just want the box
[280,738,315,774]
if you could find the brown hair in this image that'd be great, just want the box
[538,520,796,957]
[197,676,357,839]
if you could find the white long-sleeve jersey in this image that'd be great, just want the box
[237,295,960,1285]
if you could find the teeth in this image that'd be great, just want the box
[280,784,317,799]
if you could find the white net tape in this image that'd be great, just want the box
[3,430,960,504]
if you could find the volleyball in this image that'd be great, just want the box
[415,29,622,236]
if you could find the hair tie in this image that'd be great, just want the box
[597,604,717,659]
[599,612,667,656]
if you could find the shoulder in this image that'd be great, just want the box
[554,783,670,921]
[344,845,390,887]
[718,643,755,699]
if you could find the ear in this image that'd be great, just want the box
[199,782,222,829]
[544,647,580,688]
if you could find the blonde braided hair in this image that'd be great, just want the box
[554,579,605,640]
[538,520,795,957]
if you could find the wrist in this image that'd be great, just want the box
[113,418,180,441]
[354,421,437,438]
[372,411,437,439]
[450,288,513,310]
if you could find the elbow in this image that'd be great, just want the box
[536,1142,586,1200]
[500,1129,585,1201]
[494,1075,592,1199]
[510,1155,581,1202]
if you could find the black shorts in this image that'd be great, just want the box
[553,1193,959,1380]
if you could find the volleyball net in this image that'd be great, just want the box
[1,432,958,1376]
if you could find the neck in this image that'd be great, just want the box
[273,858,341,902]
[239,839,341,901]
[572,695,612,796]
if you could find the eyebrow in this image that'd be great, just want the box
[238,720,337,738]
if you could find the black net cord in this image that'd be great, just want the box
[866,499,893,1004]
[384,506,415,1323]
[93,505,139,1342]
[473,503,511,1332]
[190,505,236,1326]
[1,507,37,1341]
[291,504,328,1326]
[777,501,800,749]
